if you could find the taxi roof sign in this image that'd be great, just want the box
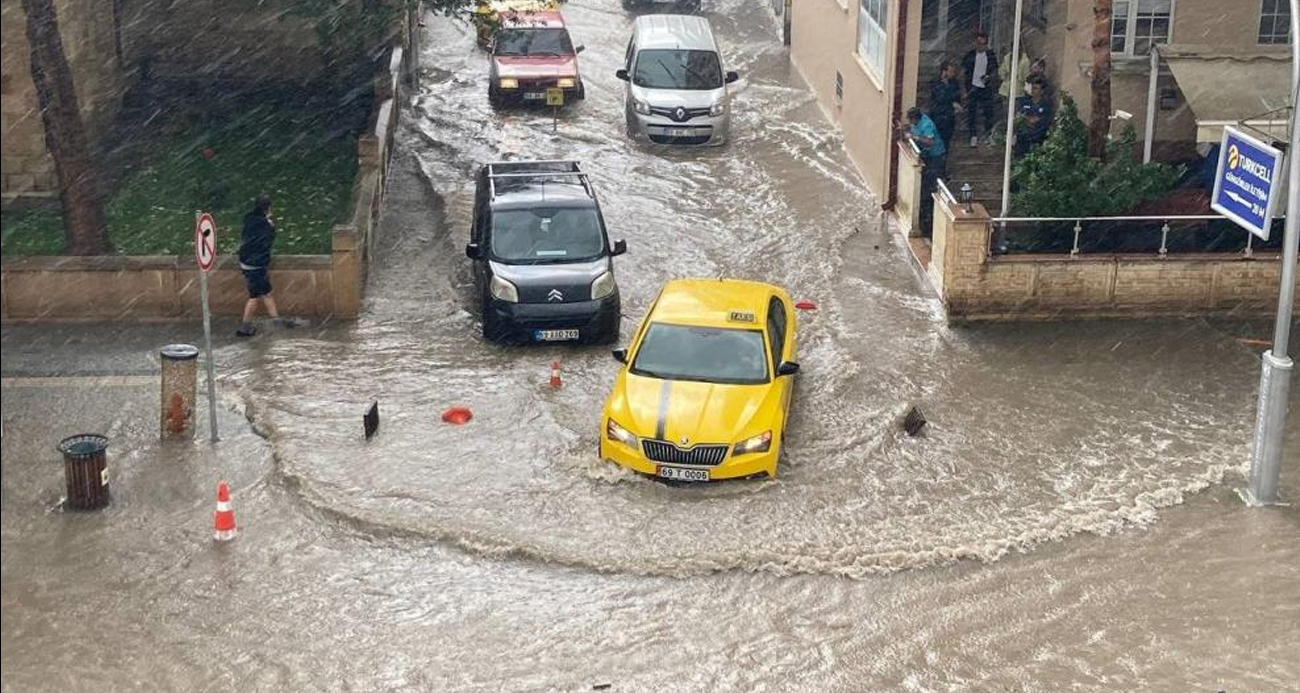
[728,311,756,323]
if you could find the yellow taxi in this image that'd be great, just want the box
[600,278,800,482]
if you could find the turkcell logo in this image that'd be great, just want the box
[1212,126,1283,241]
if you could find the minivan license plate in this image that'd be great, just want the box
[535,329,579,341]
[657,466,709,482]
[668,128,694,137]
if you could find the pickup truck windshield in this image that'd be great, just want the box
[633,49,722,90]
[495,28,574,56]
[491,208,605,263]
[631,324,769,384]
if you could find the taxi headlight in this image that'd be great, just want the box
[606,419,638,447]
[632,98,651,116]
[710,101,727,117]
[557,77,577,89]
[733,430,771,455]
[590,271,617,300]
[499,78,519,89]
[489,275,519,302]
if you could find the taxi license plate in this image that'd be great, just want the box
[523,92,547,101]
[657,466,709,482]
[534,329,579,341]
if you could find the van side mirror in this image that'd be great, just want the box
[776,361,800,376]
[612,239,627,256]
[612,348,628,364]
[615,68,630,81]
[725,70,740,84]
[465,243,483,259]
[575,45,586,54]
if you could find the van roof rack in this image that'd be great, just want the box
[486,160,592,199]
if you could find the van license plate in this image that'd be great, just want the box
[535,329,579,341]
[523,92,546,101]
[668,128,694,137]
[657,466,709,482]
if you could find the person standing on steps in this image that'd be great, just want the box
[928,59,963,150]
[235,194,296,337]
[962,31,999,148]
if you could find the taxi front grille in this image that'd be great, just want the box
[642,440,728,466]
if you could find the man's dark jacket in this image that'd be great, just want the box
[928,77,962,122]
[961,49,1000,91]
[239,212,275,269]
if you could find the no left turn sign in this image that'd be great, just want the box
[195,213,217,272]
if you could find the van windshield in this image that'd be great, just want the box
[491,208,605,264]
[495,28,574,56]
[633,49,722,90]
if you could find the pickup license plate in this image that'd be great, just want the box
[657,466,709,482]
[534,329,579,341]
[523,92,547,101]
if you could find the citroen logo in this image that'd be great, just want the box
[674,107,687,121]
[547,288,563,302]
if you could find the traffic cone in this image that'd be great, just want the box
[213,481,237,542]
[549,361,563,390]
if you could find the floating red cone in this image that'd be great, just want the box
[213,481,237,542]
[795,301,817,311]
[549,361,563,390]
[442,407,473,425]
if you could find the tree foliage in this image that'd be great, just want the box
[1010,95,1182,217]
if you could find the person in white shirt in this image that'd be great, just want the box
[961,32,999,147]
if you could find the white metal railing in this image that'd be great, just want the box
[988,214,1284,257]
[936,178,958,206]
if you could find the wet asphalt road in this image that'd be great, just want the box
[3,1,1299,690]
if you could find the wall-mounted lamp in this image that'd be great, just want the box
[959,183,973,213]
[1159,88,1178,110]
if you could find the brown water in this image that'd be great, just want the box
[3,1,1298,690]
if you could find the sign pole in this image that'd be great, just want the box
[1245,1,1299,505]
[196,211,219,443]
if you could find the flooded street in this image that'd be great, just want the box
[3,1,1299,690]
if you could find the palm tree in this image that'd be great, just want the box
[20,0,110,255]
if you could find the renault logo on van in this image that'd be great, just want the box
[547,289,564,302]
[674,107,687,122]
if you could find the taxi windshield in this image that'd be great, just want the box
[631,323,769,384]
[491,207,605,264]
[495,28,574,56]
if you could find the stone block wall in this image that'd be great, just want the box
[929,198,1294,321]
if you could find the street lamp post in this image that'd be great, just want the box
[1245,0,1300,506]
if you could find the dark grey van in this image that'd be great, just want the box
[465,160,626,344]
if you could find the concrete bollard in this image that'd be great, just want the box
[159,344,199,438]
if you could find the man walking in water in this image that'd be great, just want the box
[236,194,296,337]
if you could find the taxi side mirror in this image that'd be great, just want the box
[776,361,800,376]
[725,70,740,84]
[615,68,630,81]
[465,243,483,259]
[612,348,628,364]
[612,239,627,256]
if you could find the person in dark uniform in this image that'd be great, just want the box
[1014,76,1054,158]
[235,194,294,337]
[928,59,963,150]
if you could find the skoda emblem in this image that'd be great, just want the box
[674,107,687,121]
[547,289,564,302]
[679,436,689,446]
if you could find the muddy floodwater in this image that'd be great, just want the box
[3,1,1298,691]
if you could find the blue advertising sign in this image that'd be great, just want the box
[1211,126,1284,241]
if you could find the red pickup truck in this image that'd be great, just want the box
[488,11,586,107]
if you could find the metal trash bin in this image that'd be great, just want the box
[56,434,110,510]
[159,344,199,438]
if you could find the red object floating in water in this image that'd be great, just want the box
[201,147,215,160]
[795,301,817,311]
[441,407,473,425]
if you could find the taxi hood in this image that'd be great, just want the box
[610,372,777,445]
[494,55,578,78]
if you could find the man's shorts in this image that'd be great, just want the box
[243,268,272,298]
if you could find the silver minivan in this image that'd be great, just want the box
[615,15,738,146]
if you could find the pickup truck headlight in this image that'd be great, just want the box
[499,78,519,89]
[733,430,771,455]
[632,98,651,115]
[557,77,577,89]
[710,101,727,117]
[489,275,519,302]
[590,271,616,300]
[606,419,638,447]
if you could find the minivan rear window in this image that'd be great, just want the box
[633,49,722,90]
[491,208,605,264]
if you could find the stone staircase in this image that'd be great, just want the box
[942,138,1006,212]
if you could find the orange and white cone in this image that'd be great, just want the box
[213,481,237,542]
[549,361,563,390]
